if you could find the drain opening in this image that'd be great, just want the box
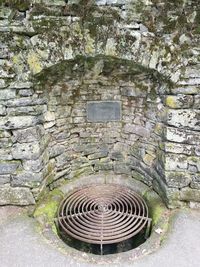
[56,184,152,255]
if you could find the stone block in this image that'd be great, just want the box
[189,202,200,209]
[0,174,10,184]
[165,171,192,188]
[180,188,200,202]
[166,127,200,144]
[23,158,44,173]
[194,95,200,109]
[165,154,187,171]
[190,173,200,189]
[44,111,55,122]
[12,142,41,160]
[0,79,7,88]
[18,89,34,97]
[114,163,131,175]
[6,98,47,107]
[0,185,35,205]
[0,160,20,174]
[49,144,65,158]
[167,109,200,131]
[164,142,193,155]
[165,95,193,109]
[171,86,199,95]
[121,86,147,97]
[88,149,109,160]
[0,104,6,115]
[0,89,15,100]
[0,116,40,129]
[0,148,13,160]
[12,126,44,143]
[11,171,43,187]
[124,124,150,137]
[143,153,156,166]
[187,157,200,172]
[94,159,113,171]
[195,146,200,156]
[184,67,200,78]
[178,78,200,86]
[110,151,124,161]
[9,81,33,89]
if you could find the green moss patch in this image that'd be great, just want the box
[33,188,64,226]
[143,189,166,226]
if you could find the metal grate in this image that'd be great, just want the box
[57,184,151,252]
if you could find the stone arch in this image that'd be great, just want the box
[30,55,171,205]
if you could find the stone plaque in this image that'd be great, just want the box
[87,101,121,122]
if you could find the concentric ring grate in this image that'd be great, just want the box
[57,184,151,247]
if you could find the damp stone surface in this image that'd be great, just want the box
[0,0,199,209]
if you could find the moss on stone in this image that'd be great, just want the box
[33,188,64,225]
[144,190,166,226]
[2,0,31,11]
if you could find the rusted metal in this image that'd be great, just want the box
[57,184,151,248]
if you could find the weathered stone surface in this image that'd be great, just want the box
[94,158,113,171]
[88,149,109,160]
[11,171,43,187]
[12,126,44,143]
[9,81,33,89]
[0,148,13,160]
[44,111,55,122]
[18,89,34,97]
[0,116,40,129]
[110,151,124,161]
[6,98,46,107]
[180,188,200,202]
[194,95,200,109]
[165,171,192,188]
[12,142,41,160]
[121,86,147,97]
[171,86,199,95]
[166,127,200,144]
[165,154,187,171]
[167,109,200,131]
[189,202,200,209]
[0,89,15,100]
[23,158,44,172]
[0,175,10,184]
[190,173,200,189]
[0,185,35,205]
[124,124,150,137]
[165,95,193,109]
[164,142,193,156]
[0,104,6,115]
[187,157,200,172]
[114,163,131,175]
[0,161,20,174]
[0,0,200,206]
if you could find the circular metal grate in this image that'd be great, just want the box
[57,184,151,246]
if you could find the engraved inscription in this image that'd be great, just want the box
[87,101,121,122]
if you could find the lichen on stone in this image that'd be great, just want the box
[27,52,43,74]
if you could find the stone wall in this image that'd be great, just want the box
[0,0,200,208]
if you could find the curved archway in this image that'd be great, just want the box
[31,55,171,205]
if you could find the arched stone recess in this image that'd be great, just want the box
[1,0,200,208]
[30,55,172,206]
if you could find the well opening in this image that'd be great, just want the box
[56,184,152,255]
[33,174,169,261]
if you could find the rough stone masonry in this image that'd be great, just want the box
[0,0,200,208]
